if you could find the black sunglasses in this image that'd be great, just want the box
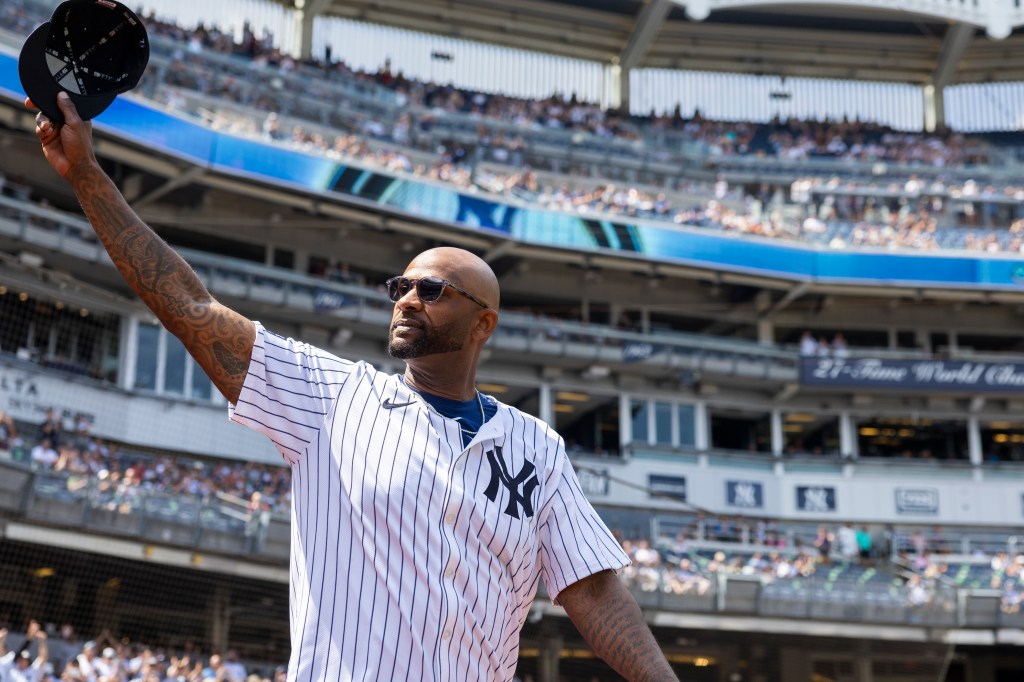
[385,275,489,309]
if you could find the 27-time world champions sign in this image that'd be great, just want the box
[800,357,1024,393]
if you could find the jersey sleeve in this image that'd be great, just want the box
[229,322,356,465]
[535,439,630,604]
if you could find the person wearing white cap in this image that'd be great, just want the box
[99,647,122,681]
[76,641,100,682]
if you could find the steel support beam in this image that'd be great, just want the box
[295,0,333,60]
[933,23,974,89]
[927,22,974,129]
[131,167,205,210]
[617,0,673,109]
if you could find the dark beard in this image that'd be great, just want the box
[388,318,467,359]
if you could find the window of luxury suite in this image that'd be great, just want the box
[134,323,216,402]
[0,288,120,383]
[856,416,968,460]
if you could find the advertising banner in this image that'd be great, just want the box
[801,357,1024,393]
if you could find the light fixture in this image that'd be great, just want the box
[555,391,589,402]
[476,383,509,394]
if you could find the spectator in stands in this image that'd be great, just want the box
[831,333,850,358]
[814,526,833,564]
[909,528,928,556]
[857,526,873,564]
[29,438,58,469]
[816,336,831,357]
[837,523,859,561]
[41,408,61,447]
[0,411,18,451]
[0,620,49,682]
[905,574,932,610]
[222,650,246,682]
[99,646,124,681]
[200,653,223,680]
[76,639,107,681]
[799,331,817,356]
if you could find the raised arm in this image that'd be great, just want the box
[558,570,679,682]
[33,630,47,668]
[31,93,254,402]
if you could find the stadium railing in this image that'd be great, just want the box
[5,456,1020,629]
[0,194,799,379]
[10,191,1024,382]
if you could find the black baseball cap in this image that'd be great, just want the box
[18,0,149,124]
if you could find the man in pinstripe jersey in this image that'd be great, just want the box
[32,94,679,682]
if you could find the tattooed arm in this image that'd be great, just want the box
[30,93,254,403]
[559,570,679,682]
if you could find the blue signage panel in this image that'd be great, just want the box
[895,488,939,515]
[648,474,687,501]
[312,288,353,312]
[801,357,1024,393]
[796,485,837,512]
[622,341,659,363]
[726,480,764,509]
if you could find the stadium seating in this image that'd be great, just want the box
[8,1,1024,258]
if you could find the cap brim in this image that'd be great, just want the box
[19,22,117,125]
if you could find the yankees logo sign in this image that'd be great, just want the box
[483,446,540,519]
[726,480,763,509]
[796,486,836,512]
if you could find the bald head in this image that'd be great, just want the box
[405,247,500,310]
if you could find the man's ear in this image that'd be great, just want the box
[473,309,499,341]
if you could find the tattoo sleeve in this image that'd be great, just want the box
[560,570,679,682]
[69,163,254,403]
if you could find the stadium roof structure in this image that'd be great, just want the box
[286,0,1024,87]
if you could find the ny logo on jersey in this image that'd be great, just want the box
[483,446,540,519]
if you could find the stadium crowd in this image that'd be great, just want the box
[620,522,1024,616]
[5,408,1023,584]
[3,405,1024,674]
[7,0,1024,255]
[1,409,291,516]
[0,620,286,682]
[137,8,984,167]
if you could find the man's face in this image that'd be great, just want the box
[387,270,477,360]
[388,314,471,359]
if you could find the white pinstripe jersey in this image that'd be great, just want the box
[229,324,630,682]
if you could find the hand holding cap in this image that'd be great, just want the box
[18,0,149,124]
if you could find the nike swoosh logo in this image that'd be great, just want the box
[382,398,417,410]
